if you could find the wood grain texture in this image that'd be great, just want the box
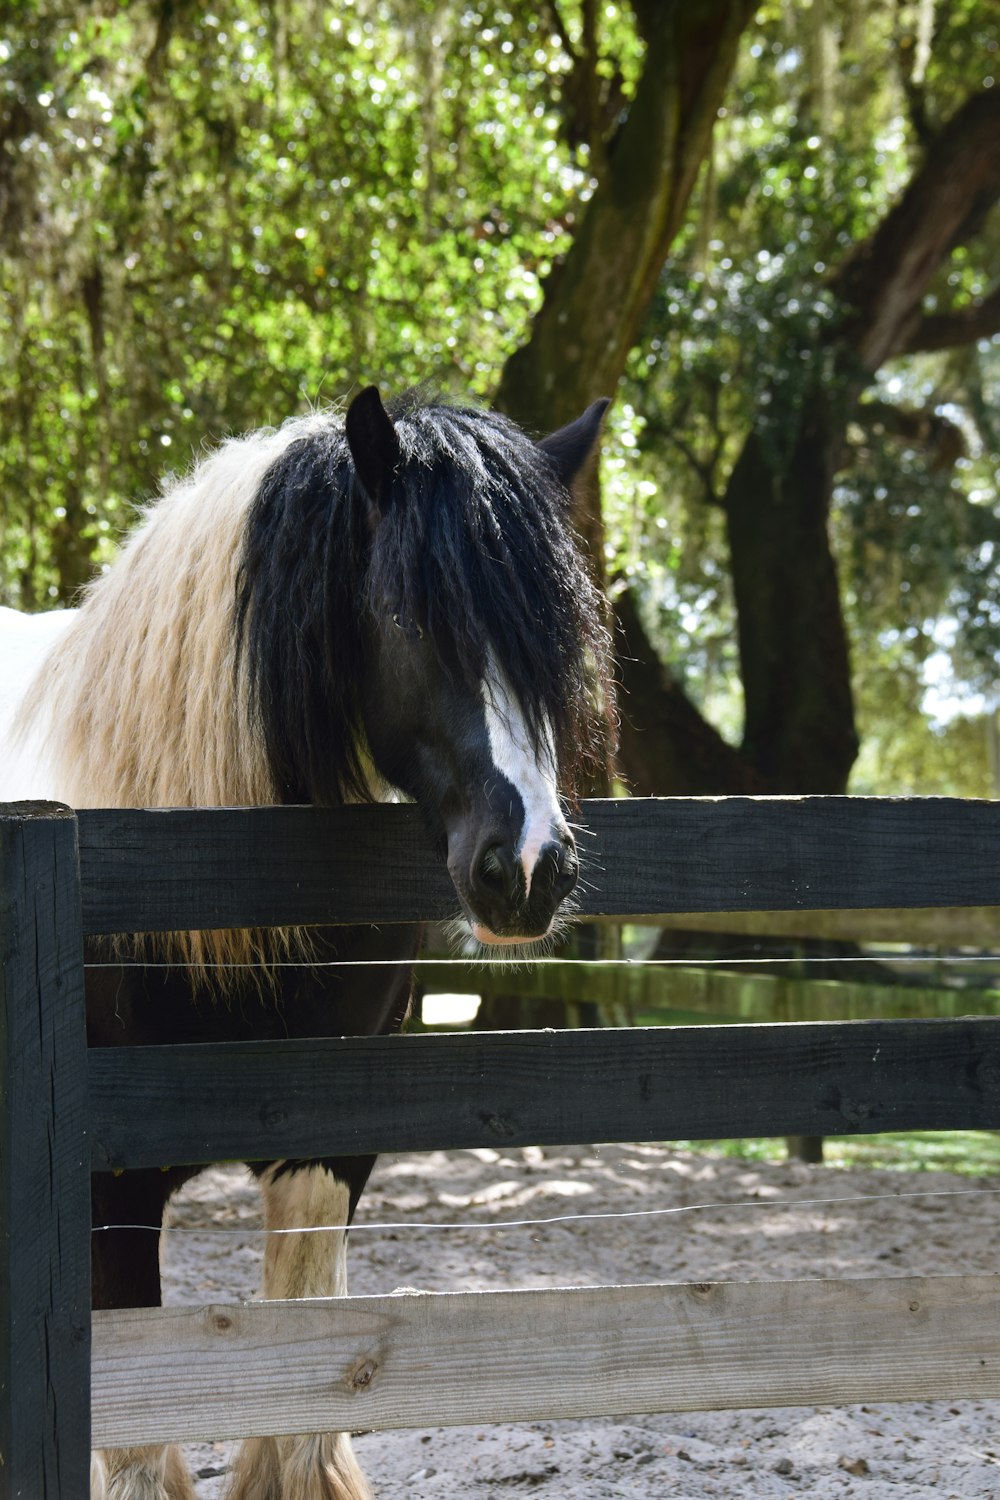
[5,795,1000,1474]
[75,796,1000,935]
[91,1274,1000,1448]
[0,805,90,1498]
[418,958,1000,1024]
[647,906,1000,947]
[88,1017,1000,1170]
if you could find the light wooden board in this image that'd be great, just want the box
[418,958,1000,1023]
[92,1275,1000,1447]
[647,907,1000,948]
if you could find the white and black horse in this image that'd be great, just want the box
[0,386,613,1500]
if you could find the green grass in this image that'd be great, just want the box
[673,1130,1000,1175]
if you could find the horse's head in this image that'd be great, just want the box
[345,386,612,947]
[237,386,614,949]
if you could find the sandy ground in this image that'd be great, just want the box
[159,1144,1000,1498]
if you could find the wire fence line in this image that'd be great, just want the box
[92,1183,1000,1240]
[82,954,1000,971]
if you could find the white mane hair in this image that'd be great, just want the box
[12,417,337,812]
[3,414,339,977]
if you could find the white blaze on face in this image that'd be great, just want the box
[480,657,562,901]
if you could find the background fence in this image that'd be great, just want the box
[3,795,1000,1496]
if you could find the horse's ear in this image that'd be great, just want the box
[345,385,403,513]
[538,398,611,488]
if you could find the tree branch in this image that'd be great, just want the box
[664,430,722,506]
[613,587,764,795]
[537,0,576,63]
[851,398,966,469]
[495,0,756,433]
[890,282,1000,357]
[831,90,1000,372]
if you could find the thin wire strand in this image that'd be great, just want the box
[92,1183,1000,1237]
[82,954,1000,971]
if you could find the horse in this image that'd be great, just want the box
[0,384,614,1500]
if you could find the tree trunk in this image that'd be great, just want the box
[623,87,1000,797]
[495,0,754,560]
[723,396,859,792]
[497,1,754,434]
[614,588,765,795]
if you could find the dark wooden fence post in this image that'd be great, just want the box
[1,804,90,1499]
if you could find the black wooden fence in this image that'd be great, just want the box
[3,795,1000,1496]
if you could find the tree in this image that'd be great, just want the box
[3,0,1000,806]
[2,0,621,601]
[602,4,1000,795]
[494,2,754,436]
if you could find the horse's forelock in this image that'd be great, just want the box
[373,402,614,794]
[237,398,614,807]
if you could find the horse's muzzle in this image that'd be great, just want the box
[457,829,579,944]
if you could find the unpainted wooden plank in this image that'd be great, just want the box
[76,796,1000,935]
[0,804,90,1499]
[418,958,1000,1023]
[88,1017,1000,1170]
[647,907,1000,948]
[91,1274,1000,1448]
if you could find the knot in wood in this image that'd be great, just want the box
[837,1095,877,1127]
[350,1357,378,1391]
[212,1312,234,1334]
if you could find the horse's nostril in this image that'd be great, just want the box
[533,840,579,902]
[467,834,578,932]
[471,839,518,904]
[554,853,579,902]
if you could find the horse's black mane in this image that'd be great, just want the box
[235,394,613,805]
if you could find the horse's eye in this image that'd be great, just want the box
[392,613,424,640]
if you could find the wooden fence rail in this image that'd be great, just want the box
[89,1017,1000,1170]
[76,795,1000,931]
[416,956,1000,1024]
[92,1275,1000,1449]
[1,807,91,1497]
[4,796,1000,1497]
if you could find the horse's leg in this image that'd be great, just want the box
[92,1446,197,1500]
[91,1170,197,1500]
[226,1156,377,1500]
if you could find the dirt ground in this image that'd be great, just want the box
[160,1144,1000,1498]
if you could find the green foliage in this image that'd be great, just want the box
[678,1130,1000,1176]
[851,645,996,798]
[2,0,999,795]
[1,0,592,603]
[605,0,1000,789]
